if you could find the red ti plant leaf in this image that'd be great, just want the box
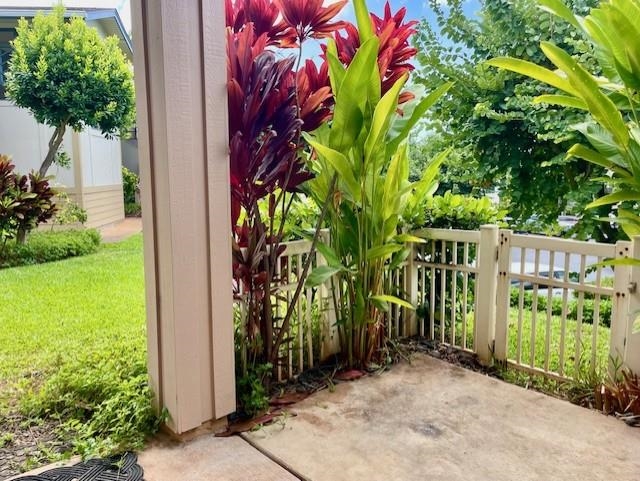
[226,0,297,47]
[333,1,418,102]
[297,59,333,132]
[227,25,304,228]
[275,0,348,43]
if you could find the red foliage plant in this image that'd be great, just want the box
[225,0,421,383]
[226,0,344,373]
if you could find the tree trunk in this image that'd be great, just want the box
[40,124,67,177]
[17,228,27,245]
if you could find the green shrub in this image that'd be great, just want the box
[510,288,612,327]
[54,192,87,226]
[122,167,139,205]
[20,339,160,457]
[124,202,142,217]
[0,229,101,268]
[422,191,507,230]
[258,192,320,241]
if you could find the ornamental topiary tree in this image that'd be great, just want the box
[5,5,135,177]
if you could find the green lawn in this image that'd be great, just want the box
[0,234,146,386]
[507,309,610,379]
[439,307,610,380]
[0,234,153,462]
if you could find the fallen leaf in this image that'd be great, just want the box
[334,369,365,382]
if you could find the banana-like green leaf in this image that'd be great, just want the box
[534,94,588,110]
[486,57,578,96]
[587,190,640,208]
[353,0,374,42]
[306,265,343,288]
[305,137,360,199]
[365,74,407,163]
[541,41,629,147]
[325,41,345,96]
[370,294,415,310]
[330,37,379,152]
[567,143,627,176]
[394,233,427,244]
[389,246,412,270]
[386,82,453,157]
[316,242,342,269]
[366,244,404,261]
[538,0,581,28]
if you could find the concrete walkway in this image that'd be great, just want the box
[99,217,142,243]
[247,354,640,481]
[11,355,639,481]
[138,435,298,481]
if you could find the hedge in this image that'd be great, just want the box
[0,229,101,268]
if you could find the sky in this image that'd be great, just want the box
[12,0,479,36]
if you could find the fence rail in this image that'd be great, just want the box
[238,226,640,383]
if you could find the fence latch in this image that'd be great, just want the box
[629,282,637,294]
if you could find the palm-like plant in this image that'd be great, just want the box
[487,0,640,237]
[304,0,451,367]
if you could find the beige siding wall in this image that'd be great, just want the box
[77,185,125,228]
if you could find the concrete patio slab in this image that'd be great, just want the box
[247,354,640,481]
[138,434,299,481]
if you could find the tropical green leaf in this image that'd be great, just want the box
[329,37,379,152]
[534,94,588,110]
[538,0,581,28]
[370,295,415,310]
[486,57,578,96]
[394,234,427,244]
[386,82,453,157]
[365,74,407,163]
[366,244,404,261]
[541,41,629,147]
[325,41,345,96]
[567,143,627,175]
[305,137,360,199]
[587,191,640,208]
[306,265,343,288]
[316,242,342,269]
[353,0,374,42]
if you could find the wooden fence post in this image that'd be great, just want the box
[404,242,419,337]
[319,231,340,360]
[609,240,632,373]
[623,236,640,374]
[476,225,499,365]
[494,229,512,364]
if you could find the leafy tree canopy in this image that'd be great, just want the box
[412,0,621,241]
[5,5,135,176]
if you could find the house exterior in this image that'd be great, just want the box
[0,5,135,228]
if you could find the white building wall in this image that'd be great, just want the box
[0,101,76,188]
[0,101,125,228]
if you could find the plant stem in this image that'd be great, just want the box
[271,173,338,364]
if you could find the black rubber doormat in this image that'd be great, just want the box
[11,452,144,481]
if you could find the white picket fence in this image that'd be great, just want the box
[242,226,640,382]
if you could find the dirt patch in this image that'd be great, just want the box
[0,412,70,479]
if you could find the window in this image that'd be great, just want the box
[0,29,16,100]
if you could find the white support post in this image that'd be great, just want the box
[131,0,235,436]
[319,231,340,359]
[609,240,632,373]
[476,225,499,365]
[494,229,512,363]
[624,237,640,374]
[404,242,419,337]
